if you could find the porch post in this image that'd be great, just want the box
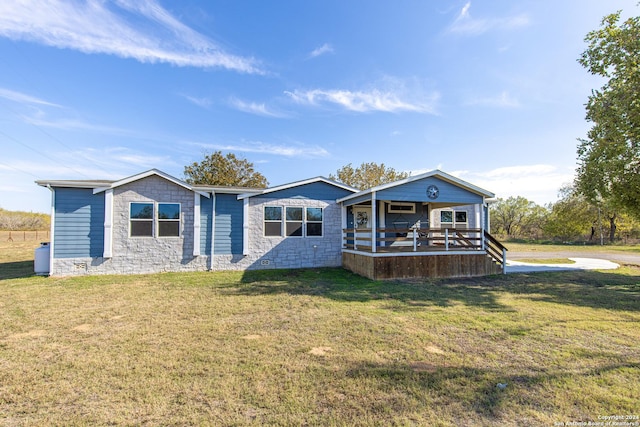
[480,203,487,251]
[371,191,377,253]
[412,228,417,252]
[445,228,449,250]
[341,204,347,248]
[378,201,386,248]
[475,203,482,250]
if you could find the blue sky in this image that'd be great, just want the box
[0,0,638,213]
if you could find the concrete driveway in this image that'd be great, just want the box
[506,257,620,274]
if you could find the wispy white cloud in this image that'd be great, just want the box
[0,87,62,108]
[285,83,439,114]
[454,164,575,204]
[228,97,288,118]
[308,43,334,58]
[406,164,573,204]
[22,116,135,135]
[188,140,329,158]
[0,86,137,134]
[0,0,262,73]
[464,91,520,108]
[180,94,212,109]
[448,2,529,35]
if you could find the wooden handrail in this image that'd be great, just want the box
[483,230,508,273]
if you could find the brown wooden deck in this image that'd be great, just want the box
[341,228,507,280]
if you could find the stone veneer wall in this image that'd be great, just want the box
[210,197,344,271]
[52,179,346,276]
[52,176,208,276]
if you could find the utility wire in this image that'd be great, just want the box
[0,44,116,177]
[0,159,41,179]
[0,128,90,178]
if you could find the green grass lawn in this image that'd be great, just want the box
[1,240,639,425]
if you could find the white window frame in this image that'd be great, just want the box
[285,206,304,238]
[454,210,468,227]
[263,205,325,238]
[440,209,468,228]
[387,202,416,214]
[264,206,283,237]
[130,202,154,238]
[129,202,182,238]
[305,207,323,238]
[157,202,181,238]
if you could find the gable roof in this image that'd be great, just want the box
[91,169,195,194]
[336,169,494,203]
[36,169,261,197]
[237,176,358,200]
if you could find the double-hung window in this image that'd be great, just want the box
[130,203,154,237]
[158,203,181,237]
[264,206,283,237]
[130,202,181,237]
[285,207,303,237]
[306,207,323,237]
[440,210,468,229]
[264,206,323,237]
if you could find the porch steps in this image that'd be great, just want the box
[483,231,508,274]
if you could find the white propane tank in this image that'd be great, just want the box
[34,242,50,276]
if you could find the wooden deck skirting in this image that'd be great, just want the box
[342,251,503,280]
[341,227,507,279]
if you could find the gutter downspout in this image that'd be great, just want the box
[47,184,55,276]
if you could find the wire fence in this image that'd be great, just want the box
[1,230,50,242]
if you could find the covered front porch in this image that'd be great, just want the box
[336,170,507,280]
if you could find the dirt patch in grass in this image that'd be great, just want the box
[425,344,445,354]
[241,334,263,340]
[309,346,332,356]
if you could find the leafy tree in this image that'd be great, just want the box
[576,10,640,220]
[184,151,268,188]
[329,162,409,190]
[490,196,544,238]
[521,204,549,240]
[615,211,640,243]
[544,185,598,242]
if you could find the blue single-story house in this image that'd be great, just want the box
[36,169,506,279]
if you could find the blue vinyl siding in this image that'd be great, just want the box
[200,195,213,255]
[53,188,104,258]
[256,181,353,200]
[214,193,243,255]
[385,203,430,228]
[377,177,483,204]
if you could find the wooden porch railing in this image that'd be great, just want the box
[483,230,508,274]
[342,227,508,273]
[342,228,485,252]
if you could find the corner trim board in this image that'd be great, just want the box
[103,189,113,258]
[242,198,249,256]
[193,193,201,257]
